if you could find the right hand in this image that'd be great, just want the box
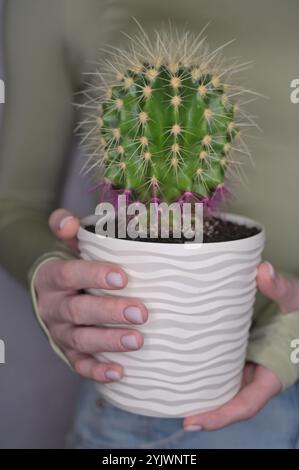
[34,209,148,383]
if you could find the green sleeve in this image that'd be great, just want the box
[0,0,75,286]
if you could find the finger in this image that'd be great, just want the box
[257,262,299,314]
[59,294,148,326]
[52,324,144,354]
[43,259,128,291]
[183,366,281,431]
[48,208,80,250]
[67,350,124,383]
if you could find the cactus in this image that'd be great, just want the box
[79,26,255,209]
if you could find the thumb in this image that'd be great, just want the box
[48,208,80,249]
[257,262,299,314]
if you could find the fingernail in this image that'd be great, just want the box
[124,306,144,324]
[59,216,74,230]
[265,261,275,279]
[105,369,121,381]
[106,272,124,287]
[185,424,203,432]
[121,334,139,350]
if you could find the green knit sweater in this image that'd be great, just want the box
[1,0,299,388]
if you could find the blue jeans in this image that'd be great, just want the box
[67,380,299,449]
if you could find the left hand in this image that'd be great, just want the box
[183,261,299,432]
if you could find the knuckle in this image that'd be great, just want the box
[59,262,72,287]
[109,310,122,324]
[71,328,85,352]
[68,296,83,324]
[106,298,124,322]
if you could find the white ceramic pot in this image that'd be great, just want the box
[78,213,265,418]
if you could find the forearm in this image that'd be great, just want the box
[0,204,73,285]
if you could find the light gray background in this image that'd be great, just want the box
[0,0,93,448]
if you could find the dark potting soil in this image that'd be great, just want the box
[85,217,260,243]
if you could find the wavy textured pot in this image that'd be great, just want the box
[78,213,265,418]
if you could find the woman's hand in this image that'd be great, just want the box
[34,209,148,383]
[183,262,299,432]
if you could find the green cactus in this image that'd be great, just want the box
[79,27,254,207]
